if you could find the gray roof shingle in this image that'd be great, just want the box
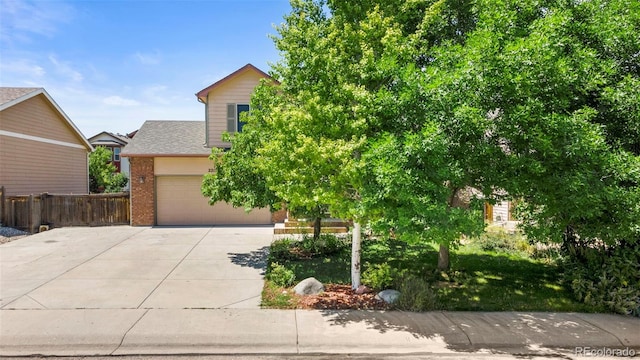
[121,120,211,156]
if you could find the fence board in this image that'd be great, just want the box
[0,192,130,232]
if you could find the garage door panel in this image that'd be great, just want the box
[156,176,271,225]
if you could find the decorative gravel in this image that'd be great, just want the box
[0,226,30,244]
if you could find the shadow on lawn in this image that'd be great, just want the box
[227,246,270,274]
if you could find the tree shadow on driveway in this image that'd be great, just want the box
[227,246,270,275]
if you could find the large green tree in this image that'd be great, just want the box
[204,0,639,282]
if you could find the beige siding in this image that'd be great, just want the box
[492,201,510,222]
[154,157,213,176]
[0,136,88,196]
[0,94,85,144]
[156,176,272,225]
[207,71,265,148]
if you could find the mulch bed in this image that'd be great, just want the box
[296,284,391,310]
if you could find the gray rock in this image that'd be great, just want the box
[294,277,324,295]
[376,289,400,304]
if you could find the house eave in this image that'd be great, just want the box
[1,88,93,151]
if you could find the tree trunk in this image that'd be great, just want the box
[313,216,321,241]
[438,243,450,270]
[351,222,362,290]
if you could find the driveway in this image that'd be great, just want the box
[0,226,273,310]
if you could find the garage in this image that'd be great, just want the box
[156,175,272,226]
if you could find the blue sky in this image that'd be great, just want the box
[0,0,292,138]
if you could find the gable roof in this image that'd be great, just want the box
[121,120,211,157]
[88,131,130,147]
[196,63,276,103]
[0,87,93,151]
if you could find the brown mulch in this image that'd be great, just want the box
[296,284,391,310]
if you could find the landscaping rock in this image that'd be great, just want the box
[294,277,325,295]
[355,285,373,294]
[375,289,400,304]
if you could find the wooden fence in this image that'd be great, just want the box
[0,187,130,233]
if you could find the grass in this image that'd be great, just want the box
[262,232,604,312]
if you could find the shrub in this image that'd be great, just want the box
[362,262,407,291]
[362,263,395,290]
[269,238,295,261]
[472,227,533,254]
[394,275,438,312]
[297,234,348,257]
[266,262,296,287]
[561,240,640,316]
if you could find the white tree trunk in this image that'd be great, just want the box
[351,222,361,290]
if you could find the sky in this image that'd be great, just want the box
[0,0,292,138]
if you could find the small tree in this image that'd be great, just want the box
[89,146,128,193]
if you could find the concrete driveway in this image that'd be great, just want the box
[0,226,273,310]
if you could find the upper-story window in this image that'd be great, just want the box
[113,147,121,162]
[227,103,250,133]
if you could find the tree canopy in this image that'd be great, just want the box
[203,0,640,273]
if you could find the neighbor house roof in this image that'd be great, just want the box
[88,131,131,147]
[0,87,93,151]
[121,120,211,157]
[195,63,277,103]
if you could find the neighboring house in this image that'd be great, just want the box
[88,131,132,189]
[123,64,283,226]
[0,87,93,196]
[485,200,518,230]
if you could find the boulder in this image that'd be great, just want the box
[375,289,400,304]
[294,277,324,295]
[355,285,373,294]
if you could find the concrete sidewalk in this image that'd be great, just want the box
[1,308,638,357]
[1,227,638,358]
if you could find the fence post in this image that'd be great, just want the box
[0,186,4,226]
[27,194,35,233]
[40,193,48,227]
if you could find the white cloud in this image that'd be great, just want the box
[48,55,83,82]
[134,51,161,65]
[0,0,74,43]
[103,95,141,107]
[0,59,45,78]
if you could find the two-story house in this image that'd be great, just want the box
[122,64,283,226]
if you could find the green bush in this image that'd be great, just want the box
[561,241,640,316]
[270,235,349,260]
[395,275,438,312]
[362,262,397,290]
[297,234,348,256]
[269,238,295,261]
[472,227,533,254]
[266,262,296,287]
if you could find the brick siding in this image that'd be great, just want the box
[129,157,155,226]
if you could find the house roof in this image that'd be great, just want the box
[195,63,276,103]
[0,87,93,151]
[121,120,211,157]
[88,131,131,147]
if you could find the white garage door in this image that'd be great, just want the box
[156,176,272,225]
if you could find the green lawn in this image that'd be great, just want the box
[264,234,603,312]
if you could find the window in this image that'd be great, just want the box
[227,103,250,133]
[113,147,121,161]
